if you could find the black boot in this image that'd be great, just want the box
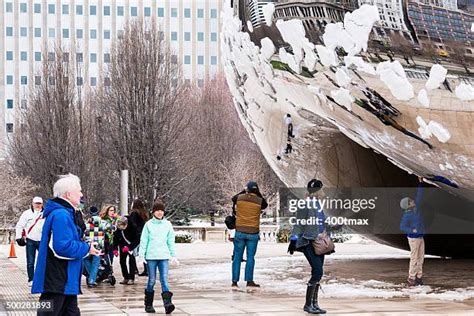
[144,290,155,313]
[161,291,175,314]
[303,283,326,314]
[139,263,148,276]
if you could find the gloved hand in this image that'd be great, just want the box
[287,236,298,255]
[170,257,180,266]
[113,249,119,257]
[122,246,129,253]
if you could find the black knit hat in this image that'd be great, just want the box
[152,200,165,213]
[307,179,323,194]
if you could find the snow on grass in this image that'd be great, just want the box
[260,37,275,60]
[376,61,414,101]
[425,64,448,91]
[344,56,376,75]
[316,45,337,67]
[335,68,351,88]
[455,83,474,101]
[262,3,275,27]
[279,47,301,73]
[331,88,354,111]
[417,89,430,108]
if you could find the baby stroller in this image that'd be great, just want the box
[96,255,116,285]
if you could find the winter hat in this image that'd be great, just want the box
[152,200,166,213]
[246,181,258,192]
[32,196,43,204]
[307,179,323,194]
[116,216,128,229]
[400,197,411,210]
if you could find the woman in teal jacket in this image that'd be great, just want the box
[139,200,177,314]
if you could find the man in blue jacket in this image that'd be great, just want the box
[400,177,426,287]
[32,174,101,315]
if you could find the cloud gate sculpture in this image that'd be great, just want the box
[222,0,474,257]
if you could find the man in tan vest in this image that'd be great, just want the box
[231,181,268,288]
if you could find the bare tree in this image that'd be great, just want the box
[8,47,116,206]
[446,40,473,74]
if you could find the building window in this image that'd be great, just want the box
[197,32,204,41]
[184,8,191,18]
[104,6,110,16]
[20,3,27,13]
[211,56,217,65]
[21,76,27,85]
[6,75,13,85]
[48,4,55,14]
[6,99,13,109]
[197,8,204,18]
[198,55,204,65]
[104,53,111,63]
[211,32,217,42]
[90,5,96,15]
[48,77,55,85]
[90,53,97,63]
[158,7,164,17]
[131,6,137,16]
[48,28,55,38]
[35,52,41,61]
[62,4,69,14]
[76,53,83,62]
[211,9,217,19]
[6,27,13,37]
[76,29,83,39]
[90,29,97,39]
[35,76,41,85]
[6,3,13,13]
[48,52,55,61]
[171,8,178,17]
[21,99,27,109]
[20,27,27,37]
[184,32,191,41]
[184,55,191,64]
[34,3,41,13]
[63,29,69,38]
[117,6,124,16]
[77,77,83,86]
[6,51,13,61]
[76,5,83,15]
[90,77,97,86]
[21,51,27,61]
[35,27,41,37]
[144,7,151,16]
[6,123,14,133]
[104,30,111,39]
[171,32,178,41]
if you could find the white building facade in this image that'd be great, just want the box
[1,0,223,157]
[248,0,274,28]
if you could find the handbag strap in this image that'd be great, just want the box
[27,213,43,235]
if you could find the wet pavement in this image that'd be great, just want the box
[1,242,474,315]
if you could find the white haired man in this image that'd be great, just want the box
[15,196,45,287]
[32,174,101,315]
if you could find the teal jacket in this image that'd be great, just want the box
[139,217,176,260]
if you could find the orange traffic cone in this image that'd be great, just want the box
[8,240,17,258]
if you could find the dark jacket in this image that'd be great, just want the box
[232,190,268,234]
[32,198,90,295]
[291,200,326,251]
[400,185,425,238]
[113,215,140,251]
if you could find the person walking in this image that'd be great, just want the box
[99,204,118,265]
[32,174,101,315]
[400,177,426,286]
[231,181,268,288]
[114,216,139,285]
[130,199,149,277]
[288,179,328,314]
[15,196,45,287]
[139,200,177,314]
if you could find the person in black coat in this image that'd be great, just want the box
[114,216,140,285]
[129,199,149,276]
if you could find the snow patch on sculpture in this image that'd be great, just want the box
[376,61,414,101]
[343,5,380,55]
[260,37,275,61]
[417,89,430,108]
[279,47,301,73]
[344,56,376,75]
[331,88,354,111]
[262,3,275,27]
[455,83,474,101]
[316,45,337,67]
[336,68,352,88]
[428,121,451,143]
[425,64,448,91]
[246,21,254,33]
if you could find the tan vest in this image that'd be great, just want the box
[235,193,263,234]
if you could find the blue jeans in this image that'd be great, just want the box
[302,244,325,283]
[146,260,170,293]
[83,255,101,284]
[232,231,259,282]
[26,239,40,282]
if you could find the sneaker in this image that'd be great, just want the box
[231,282,238,288]
[415,276,423,286]
[246,281,260,288]
[127,279,134,285]
[28,281,33,287]
[119,279,129,285]
[407,278,416,287]
[87,283,98,288]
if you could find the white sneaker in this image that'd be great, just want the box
[28,281,33,287]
